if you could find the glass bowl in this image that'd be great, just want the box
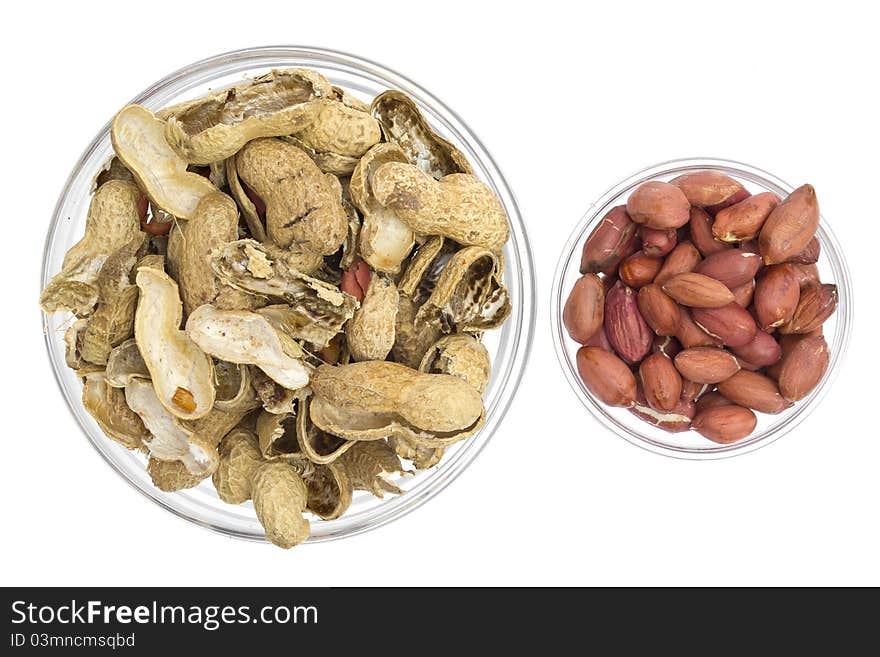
[41,46,535,543]
[551,158,852,460]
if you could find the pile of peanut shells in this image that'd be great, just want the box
[564,172,837,445]
[40,69,511,548]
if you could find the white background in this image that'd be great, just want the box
[2,1,878,586]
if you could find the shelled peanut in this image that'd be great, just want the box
[564,171,837,444]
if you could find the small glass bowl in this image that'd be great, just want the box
[551,158,852,460]
[41,46,535,542]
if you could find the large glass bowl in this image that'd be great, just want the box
[41,46,535,543]
[551,158,852,460]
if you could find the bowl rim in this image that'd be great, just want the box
[41,45,536,543]
[550,156,853,460]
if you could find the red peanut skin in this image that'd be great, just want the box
[730,330,782,368]
[604,281,653,365]
[689,207,732,257]
[639,352,683,412]
[341,260,371,302]
[626,181,691,230]
[576,346,637,407]
[712,192,780,242]
[652,334,682,359]
[754,264,800,331]
[693,250,763,289]
[619,253,663,288]
[654,241,702,286]
[671,171,747,209]
[691,303,758,348]
[692,405,757,444]
[778,334,830,401]
[563,274,605,344]
[759,184,820,265]
[641,227,677,257]
[630,392,695,433]
[580,205,638,274]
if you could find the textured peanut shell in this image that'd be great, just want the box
[255,409,304,460]
[391,294,443,369]
[416,246,510,333]
[40,180,145,315]
[148,457,210,492]
[310,361,484,440]
[79,236,146,365]
[124,379,218,475]
[281,135,360,176]
[64,320,91,372]
[213,429,264,504]
[390,435,444,470]
[94,156,135,188]
[185,305,310,390]
[350,143,414,273]
[183,403,258,453]
[163,68,332,165]
[292,99,381,159]
[252,462,311,549]
[105,339,150,388]
[170,192,250,316]
[296,393,354,464]
[212,361,257,412]
[236,138,347,255]
[337,440,412,498]
[419,334,491,394]
[309,393,485,447]
[213,240,356,346]
[338,198,362,272]
[225,156,267,242]
[371,90,473,179]
[346,275,399,362]
[302,461,353,520]
[82,374,149,450]
[251,368,300,415]
[371,162,509,250]
[396,236,447,298]
[134,267,215,420]
[111,105,217,219]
